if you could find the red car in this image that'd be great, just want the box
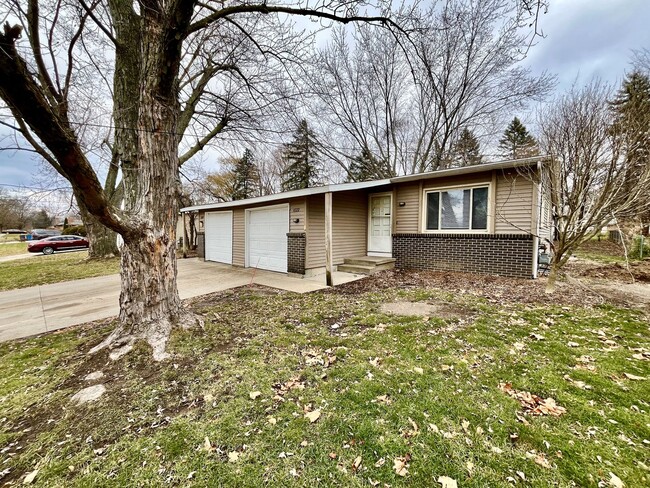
[27,235,89,255]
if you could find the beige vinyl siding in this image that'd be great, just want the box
[395,184,420,233]
[306,195,325,269]
[232,209,245,266]
[290,199,306,233]
[538,183,553,243]
[305,192,368,269]
[332,191,367,264]
[495,170,534,234]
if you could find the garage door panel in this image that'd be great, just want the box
[248,206,288,272]
[205,211,232,264]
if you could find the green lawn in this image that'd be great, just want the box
[0,233,24,243]
[0,251,120,291]
[0,241,28,257]
[0,277,647,487]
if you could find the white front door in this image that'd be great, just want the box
[247,205,289,272]
[368,194,392,255]
[205,211,233,264]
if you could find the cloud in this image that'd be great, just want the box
[525,0,650,90]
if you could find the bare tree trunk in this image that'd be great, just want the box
[545,261,559,294]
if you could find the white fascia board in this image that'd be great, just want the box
[390,156,549,184]
[181,179,392,213]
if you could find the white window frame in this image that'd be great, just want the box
[421,182,492,234]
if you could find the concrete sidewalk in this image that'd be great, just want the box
[0,258,361,343]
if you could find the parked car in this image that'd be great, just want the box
[30,229,61,240]
[27,235,89,255]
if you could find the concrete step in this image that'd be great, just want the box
[343,256,396,266]
[338,261,395,275]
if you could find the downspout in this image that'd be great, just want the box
[532,161,543,279]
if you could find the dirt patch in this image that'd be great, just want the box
[566,258,650,283]
[380,301,467,320]
[577,239,625,257]
[332,269,603,307]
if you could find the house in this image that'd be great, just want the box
[180,157,553,280]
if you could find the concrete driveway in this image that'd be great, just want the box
[0,258,362,343]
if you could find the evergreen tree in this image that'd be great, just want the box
[347,147,391,182]
[498,117,539,159]
[281,120,323,191]
[31,209,52,228]
[610,71,650,223]
[231,149,260,200]
[454,128,483,166]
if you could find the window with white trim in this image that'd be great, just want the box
[425,186,489,231]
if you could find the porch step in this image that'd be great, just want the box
[338,256,396,275]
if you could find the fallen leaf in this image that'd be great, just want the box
[513,342,526,350]
[267,416,277,425]
[393,456,410,477]
[352,456,362,472]
[516,470,526,481]
[567,341,580,347]
[624,373,646,381]
[530,333,545,341]
[249,391,262,400]
[608,472,624,487]
[499,382,566,416]
[328,452,337,460]
[374,457,385,467]
[413,367,424,375]
[305,409,321,423]
[203,436,215,452]
[23,470,38,484]
[300,440,308,447]
[466,461,475,475]
[187,471,196,480]
[438,475,458,488]
[369,357,380,367]
[227,451,240,463]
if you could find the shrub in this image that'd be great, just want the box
[629,235,650,259]
[62,225,87,237]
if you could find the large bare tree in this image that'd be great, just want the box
[308,0,554,179]
[537,80,650,292]
[0,0,399,360]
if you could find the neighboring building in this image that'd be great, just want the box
[181,157,552,279]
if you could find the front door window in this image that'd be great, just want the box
[369,195,392,254]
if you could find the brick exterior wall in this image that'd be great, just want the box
[197,232,205,259]
[393,233,534,279]
[287,232,306,275]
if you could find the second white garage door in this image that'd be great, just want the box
[205,211,233,264]
[247,205,289,272]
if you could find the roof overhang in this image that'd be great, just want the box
[181,156,548,213]
[181,179,392,213]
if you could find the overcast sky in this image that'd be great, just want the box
[1,0,649,189]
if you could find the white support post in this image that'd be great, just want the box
[325,192,333,287]
[182,212,187,257]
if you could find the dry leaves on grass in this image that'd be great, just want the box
[623,373,646,381]
[437,475,458,488]
[302,349,337,368]
[393,455,411,477]
[304,409,321,423]
[499,383,567,417]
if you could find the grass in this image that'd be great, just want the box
[0,282,648,487]
[0,251,120,291]
[0,233,24,243]
[0,241,28,257]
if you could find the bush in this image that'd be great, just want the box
[62,225,87,237]
[629,235,650,259]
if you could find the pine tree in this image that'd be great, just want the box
[281,120,323,191]
[347,147,391,181]
[454,128,483,166]
[610,71,650,223]
[231,149,260,200]
[498,117,539,159]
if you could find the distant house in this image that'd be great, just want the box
[181,157,552,279]
[52,215,83,230]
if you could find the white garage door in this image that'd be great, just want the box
[205,211,232,264]
[247,205,289,272]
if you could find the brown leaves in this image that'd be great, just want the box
[437,475,458,488]
[304,409,321,423]
[623,372,646,381]
[302,349,336,368]
[272,376,305,402]
[499,383,566,416]
[393,454,411,477]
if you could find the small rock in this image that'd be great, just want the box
[71,385,106,405]
[84,371,104,381]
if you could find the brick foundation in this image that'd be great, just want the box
[197,232,205,259]
[287,232,306,274]
[393,233,534,279]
